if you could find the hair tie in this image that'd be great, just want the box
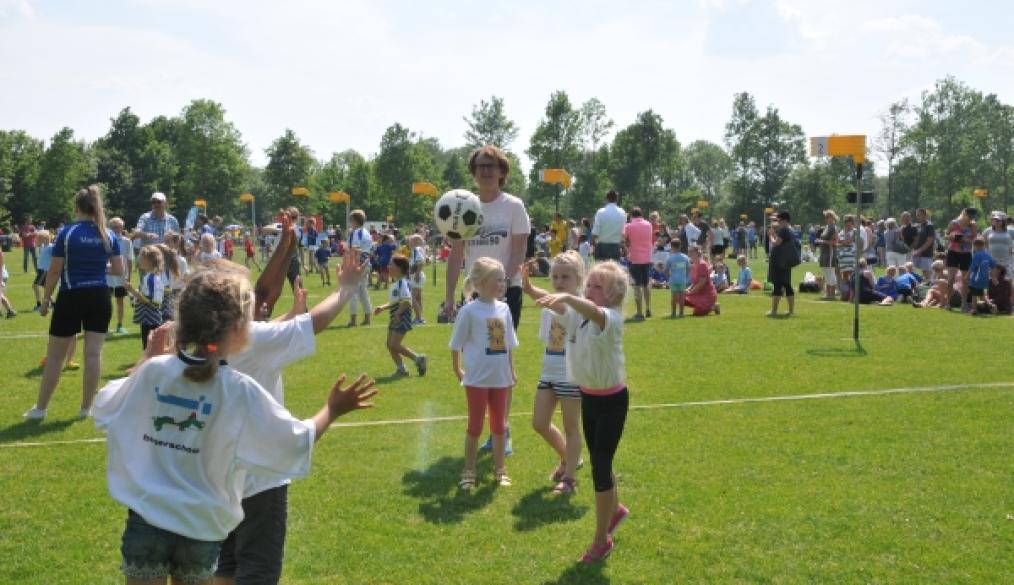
[177,349,208,365]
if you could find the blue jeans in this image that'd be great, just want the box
[120,510,222,585]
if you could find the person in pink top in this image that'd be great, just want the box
[622,207,655,319]
[684,245,720,316]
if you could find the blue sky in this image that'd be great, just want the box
[2,0,1012,171]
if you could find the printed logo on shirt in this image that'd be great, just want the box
[151,386,212,432]
[467,227,510,248]
[152,412,205,432]
[545,320,566,356]
[485,317,507,355]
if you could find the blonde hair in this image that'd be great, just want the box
[156,243,180,280]
[551,250,585,290]
[587,261,628,308]
[75,185,111,252]
[468,256,505,287]
[175,267,253,382]
[138,245,165,275]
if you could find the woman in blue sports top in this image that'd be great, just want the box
[25,185,124,421]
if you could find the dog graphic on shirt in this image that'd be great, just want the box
[485,317,507,355]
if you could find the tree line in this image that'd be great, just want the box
[0,76,1010,231]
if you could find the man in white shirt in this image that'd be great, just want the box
[347,209,374,326]
[592,190,626,261]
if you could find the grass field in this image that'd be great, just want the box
[0,256,1012,584]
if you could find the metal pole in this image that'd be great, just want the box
[854,162,863,342]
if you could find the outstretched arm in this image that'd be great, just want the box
[254,215,297,320]
[310,253,368,333]
[311,374,378,440]
[535,292,606,329]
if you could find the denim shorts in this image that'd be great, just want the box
[120,510,221,584]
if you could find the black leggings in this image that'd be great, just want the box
[140,323,155,350]
[771,281,795,296]
[581,388,629,492]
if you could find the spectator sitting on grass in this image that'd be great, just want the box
[875,266,899,300]
[987,265,1011,315]
[894,265,920,303]
[724,255,752,294]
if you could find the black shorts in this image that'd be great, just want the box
[33,269,46,287]
[216,485,288,584]
[286,256,301,284]
[946,250,971,271]
[629,263,649,286]
[50,287,112,337]
[504,285,522,330]
[595,242,622,261]
[968,286,985,297]
[109,286,127,298]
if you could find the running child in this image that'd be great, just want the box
[315,239,332,286]
[123,245,164,349]
[244,234,261,271]
[92,268,377,585]
[665,240,691,317]
[449,257,519,490]
[521,251,585,495]
[32,230,54,312]
[535,260,631,563]
[372,255,427,377]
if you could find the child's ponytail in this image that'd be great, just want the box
[174,269,253,382]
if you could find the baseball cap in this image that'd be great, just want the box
[151,192,167,202]
[991,210,1007,220]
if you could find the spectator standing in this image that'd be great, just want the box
[591,190,626,261]
[132,192,180,248]
[19,215,37,272]
[623,207,654,319]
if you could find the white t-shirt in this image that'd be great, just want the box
[410,271,426,290]
[592,203,626,245]
[389,278,412,303]
[578,241,592,267]
[173,256,189,291]
[538,309,569,384]
[554,306,625,391]
[349,228,373,254]
[140,272,165,305]
[448,298,518,388]
[93,354,316,541]
[462,192,530,287]
[683,223,701,246]
[229,313,316,497]
[197,250,222,263]
[106,237,134,288]
[410,246,426,267]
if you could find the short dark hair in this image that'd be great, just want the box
[630,207,643,218]
[605,190,619,203]
[777,211,791,222]
[390,254,410,274]
[468,145,511,187]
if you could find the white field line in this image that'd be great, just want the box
[3,381,1011,450]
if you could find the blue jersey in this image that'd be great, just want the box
[894,272,919,291]
[968,250,994,289]
[375,243,396,267]
[736,266,753,289]
[666,253,691,286]
[314,246,330,264]
[52,221,120,290]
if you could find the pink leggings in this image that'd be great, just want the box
[464,386,509,437]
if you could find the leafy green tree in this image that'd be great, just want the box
[174,99,250,220]
[442,151,470,191]
[608,110,685,212]
[526,91,584,211]
[875,99,911,216]
[684,140,731,203]
[374,124,439,225]
[724,92,806,219]
[982,94,1013,213]
[0,130,45,225]
[33,128,93,224]
[264,129,316,216]
[463,96,519,150]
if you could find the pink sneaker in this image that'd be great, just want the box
[607,504,629,536]
[579,537,614,563]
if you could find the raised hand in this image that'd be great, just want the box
[327,373,378,417]
[337,251,367,288]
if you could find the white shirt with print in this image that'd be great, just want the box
[462,192,530,287]
[93,354,316,541]
[448,299,518,388]
[554,306,626,390]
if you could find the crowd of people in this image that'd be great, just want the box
[3,140,1012,582]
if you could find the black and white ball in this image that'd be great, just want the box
[434,189,484,240]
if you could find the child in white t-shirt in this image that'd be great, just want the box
[124,245,164,350]
[408,235,427,324]
[536,260,631,563]
[449,257,519,490]
[521,251,585,494]
[93,268,377,585]
[196,233,222,264]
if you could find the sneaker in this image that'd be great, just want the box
[23,407,47,420]
[579,537,614,563]
[607,504,629,536]
[479,434,493,452]
[714,304,720,315]
[494,470,512,487]
[78,408,92,420]
[631,313,644,321]
[32,304,41,312]
[5,310,15,319]
[414,354,428,377]
[392,368,409,378]
[65,360,81,370]
[645,310,652,318]
[416,318,426,325]
[115,326,128,335]
[458,471,476,491]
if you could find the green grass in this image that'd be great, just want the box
[0,257,1011,584]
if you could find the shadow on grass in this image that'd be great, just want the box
[511,486,589,532]
[0,418,77,444]
[542,561,609,585]
[806,340,866,358]
[401,456,496,524]
[374,373,412,386]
